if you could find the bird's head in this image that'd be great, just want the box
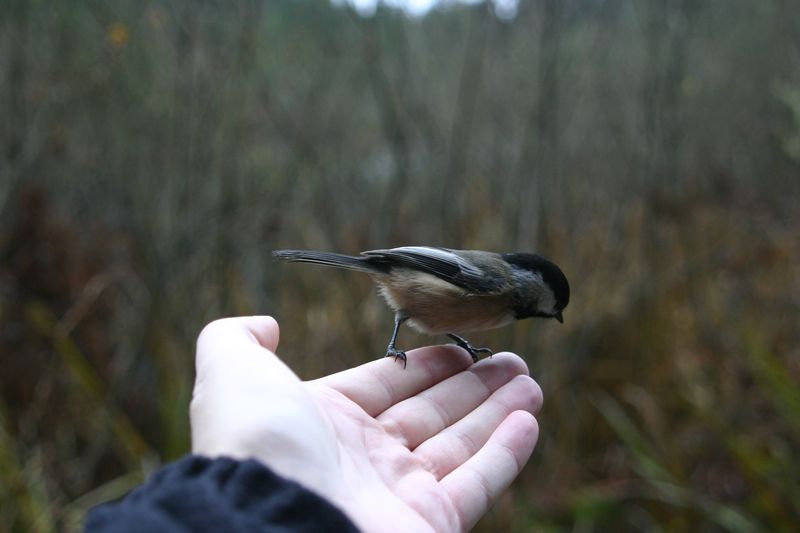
[503,252,570,323]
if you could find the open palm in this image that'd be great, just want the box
[191,316,543,532]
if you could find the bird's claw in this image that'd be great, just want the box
[386,347,407,369]
[448,335,493,363]
[465,345,493,363]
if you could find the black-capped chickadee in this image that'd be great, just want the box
[272,246,570,368]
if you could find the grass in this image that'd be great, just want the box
[1,1,799,531]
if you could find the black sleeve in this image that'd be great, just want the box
[85,455,360,533]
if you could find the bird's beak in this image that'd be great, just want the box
[555,311,564,323]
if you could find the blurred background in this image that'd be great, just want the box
[1,0,799,530]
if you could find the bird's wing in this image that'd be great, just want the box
[361,246,501,292]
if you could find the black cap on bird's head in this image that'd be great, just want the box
[502,252,570,323]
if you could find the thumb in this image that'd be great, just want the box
[191,315,298,457]
[195,316,280,378]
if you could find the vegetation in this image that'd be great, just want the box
[1,0,798,530]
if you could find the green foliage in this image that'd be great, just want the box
[1,0,799,531]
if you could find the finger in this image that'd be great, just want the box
[413,374,542,479]
[191,316,307,456]
[190,316,342,497]
[311,345,473,417]
[439,410,539,531]
[195,315,280,379]
[376,352,533,448]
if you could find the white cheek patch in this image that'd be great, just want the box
[514,269,557,315]
[538,287,556,314]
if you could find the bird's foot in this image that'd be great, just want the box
[385,347,407,369]
[447,334,493,363]
[464,345,493,363]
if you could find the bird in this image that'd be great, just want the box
[272,246,570,368]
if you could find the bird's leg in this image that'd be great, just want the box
[447,334,493,363]
[386,314,408,368]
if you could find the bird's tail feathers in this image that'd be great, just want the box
[271,250,382,273]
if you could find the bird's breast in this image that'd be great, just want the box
[375,270,515,334]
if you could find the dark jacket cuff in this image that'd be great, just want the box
[85,455,360,532]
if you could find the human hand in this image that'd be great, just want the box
[190,316,543,532]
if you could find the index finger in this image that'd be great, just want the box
[440,410,540,530]
[311,345,474,417]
